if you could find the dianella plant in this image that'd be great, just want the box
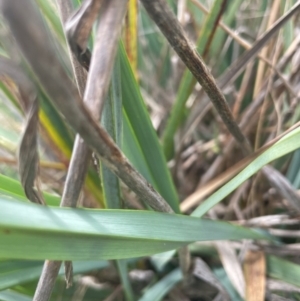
[0,0,300,300]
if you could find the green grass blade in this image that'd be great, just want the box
[101,51,122,209]
[38,89,74,158]
[0,174,60,206]
[0,196,266,261]
[122,111,155,185]
[120,43,179,212]
[0,260,108,291]
[192,127,300,218]
[286,149,300,184]
[139,268,182,301]
[267,255,300,287]
[213,268,243,301]
[117,260,135,301]
[100,50,135,300]
[0,290,32,301]
[150,250,175,272]
[162,0,228,159]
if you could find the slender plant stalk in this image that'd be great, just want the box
[33,261,61,301]
[140,0,252,154]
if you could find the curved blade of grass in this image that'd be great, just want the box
[0,30,102,209]
[0,2,103,206]
[0,196,267,261]
[139,268,182,301]
[0,66,103,206]
[0,260,108,291]
[192,127,300,218]
[162,0,228,159]
[119,43,179,212]
[267,255,300,288]
[0,174,60,206]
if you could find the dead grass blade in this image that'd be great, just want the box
[18,97,42,204]
[0,56,44,205]
[0,0,173,214]
[216,241,245,299]
[84,0,128,117]
[193,257,230,301]
[140,0,251,154]
[65,0,103,70]
[33,0,129,299]
[263,166,300,212]
[244,250,266,301]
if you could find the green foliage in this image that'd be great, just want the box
[0,0,300,300]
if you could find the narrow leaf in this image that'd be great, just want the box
[0,260,108,291]
[267,255,300,288]
[120,44,180,212]
[0,174,60,206]
[0,196,266,261]
[139,268,182,301]
[192,127,300,217]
